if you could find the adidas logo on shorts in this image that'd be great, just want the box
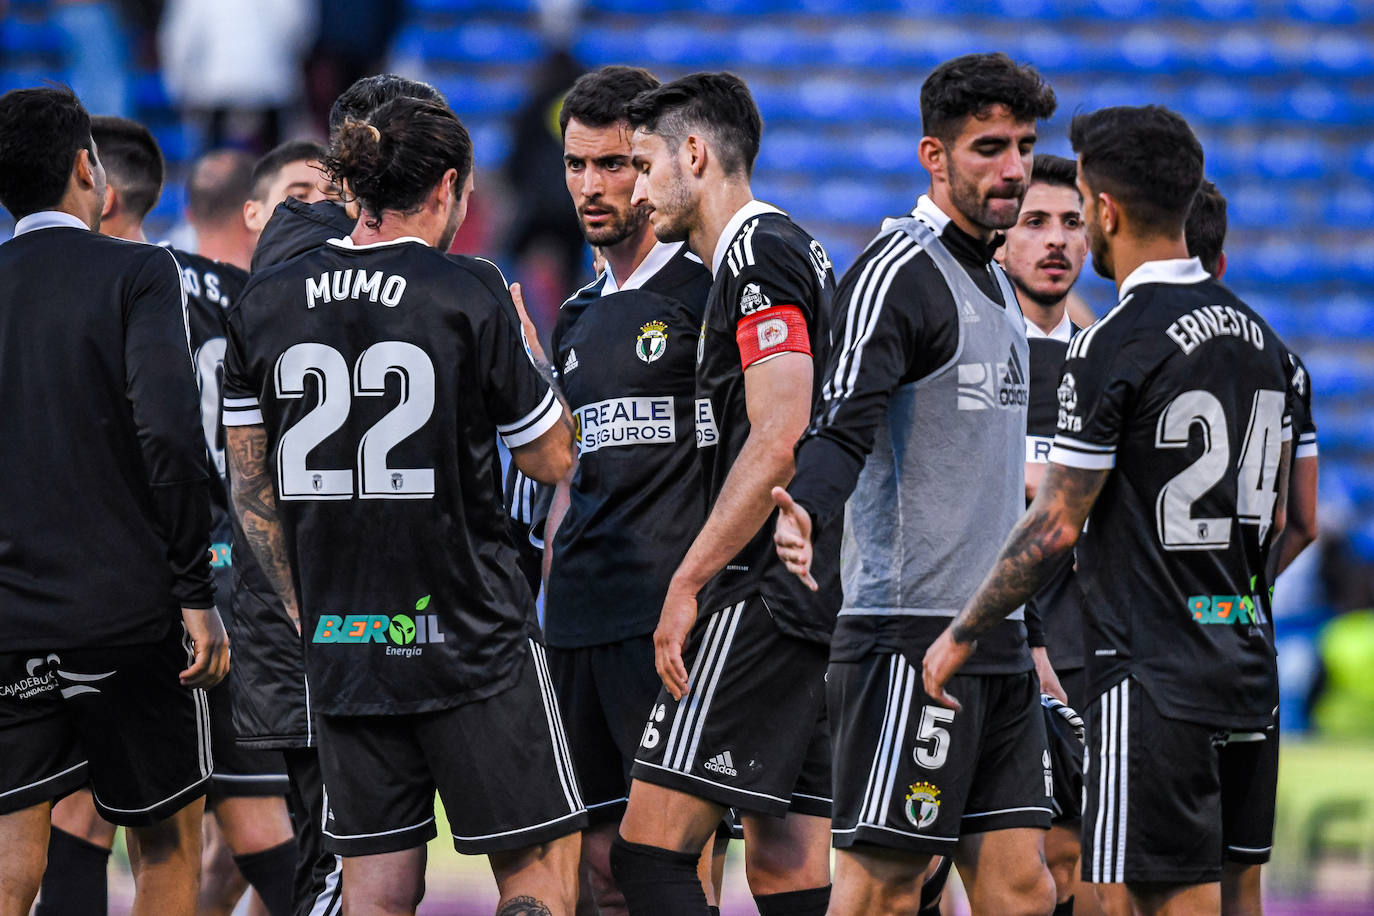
[704,750,738,777]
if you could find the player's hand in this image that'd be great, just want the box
[509,282,548,365]
[771,487,817,591]
[180,606,230,688]
[654,581,698,701]
[1043,694,1086,745]
[921,627,972,711]
[1032,646,1067,704]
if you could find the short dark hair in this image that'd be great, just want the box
[1185,179,1227,276]
[559,65,660,136]
[323,98,472,229]
[0,86,94,220]
[250,139,325,202]
[626,72,762,178]
[1031,153,1078,192]
[920,53,1057,142]
[187,149,254,224]
[90,116,164,220]
[1070,105,1204,237]
[328,74,447,138]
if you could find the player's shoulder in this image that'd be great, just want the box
[836,220,946,310]
[443,253,514,304]
[168,247,249,284]
[645,246,712,317]
[251,198,353,271]
[747,211,828,268]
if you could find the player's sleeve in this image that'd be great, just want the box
[729,233,818,371]
[1048,330,1143,471]
[789,257,924,526]
[126,248,215,609]
[479,291,564,448]
[1290,353,1318,459]
[221,286,264,428]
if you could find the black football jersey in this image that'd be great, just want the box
[1024,316,1085,671]
[222,237,562,715]
[1050,259,1293,728]
[545,242,713,648]
[695,202,839,642]
[0,217,212,650]
[171,248,247,609]
[1288,350,1318,462]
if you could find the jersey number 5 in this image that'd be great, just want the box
[1155,389,1285,550]
[275,341,436,500]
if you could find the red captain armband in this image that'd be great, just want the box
[737,304,811,370]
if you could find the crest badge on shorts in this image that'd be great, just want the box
[637,319,668,363]
[904,781,941,830]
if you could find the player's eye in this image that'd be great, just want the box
[567,160,584,171]
[1065,218,1082,229]
[603,160,624,172]
[1025,217,1043,227]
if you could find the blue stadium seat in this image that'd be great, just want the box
[1179,0,1259,21]
[0,68,65,95]
[419,22,542,65]
[733,25,828,69]
[467,121,512,168]
[585,0,681,13]
[1226,183,1300,229]
[1196,135,1244,180]
[792,77,866,124]
[1350,241,1374,284]
[857,131,921,177]
[150,123,192,164]
[1319,295,1374,340]
[1299,33,1374,77]
[1017,29,1099,74]
[408,0,536,11]
[132,72,171,112]
[1243,294,1301,339]
[1176,81,1257,124]
[0,18,65,56]
[816,178,904,226]
[1284,0,1361,23]
[755,129,835,175]
[978,0,1067,21]
[1275,82,1357,125]
[148,183,184,223]
[432,75,525,118]
[1324,184,1374,228]
[1256,134,1335,180]
[1209,30,1277,77]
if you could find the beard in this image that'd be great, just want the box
[948,160,1024,233]
[1088,222,1113,280]
[581,201,648,247]
[647,161,695,243]
[437,199,463,252]
[1012,277,1069,307]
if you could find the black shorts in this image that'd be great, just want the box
[0,623,211,827]
[1082,677,1279,885]
[317,638,588,856]
[630,598,831,819]
[830,654,1052,854]
[206,680,289,801]
[546,634,660,824]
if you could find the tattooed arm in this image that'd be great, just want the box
[922,462,1110,708]
[226,424,301,633]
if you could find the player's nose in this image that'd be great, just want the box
[631,172,649,207]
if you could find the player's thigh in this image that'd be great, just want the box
[740,810,831,893]
[315,712,438,857]
[829,845,932,916]
[954,827,1055,914]
[58,626,212,827]
[340,846,426,914]
[0,652,88,820]
[425,638,587,856]
[629,598,828,821]
[1083,678,1225,888]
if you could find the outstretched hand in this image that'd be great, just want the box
[509,282,548,365]
[771,487,818,591]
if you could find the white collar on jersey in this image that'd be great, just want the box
[13,210,90,236]
[326,235,428,251]
[603,241,684,296]
[911,194,954,234]
[1025,311,1072,342]
[1118,257,1209,301]
[710,199,784,278]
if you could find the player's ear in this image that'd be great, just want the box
[243,198,261,234]
[1215,250,1227,279]
[1098,193,1118,236]
[917,136,945,182]
[684,133,706,178]
[101,184,116,220]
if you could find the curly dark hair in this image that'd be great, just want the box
[921,53,1057,141]
[323,97,472,230]
[1185,179,1227,275]
[0,85,94,220]
[625,72,762,178]
[328,74,448,139]
[1070,105,1204,236]
[560,65,660,136]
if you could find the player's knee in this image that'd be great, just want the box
[994,859,1057,916]
[608,835,708,915]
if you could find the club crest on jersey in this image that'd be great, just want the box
[739,282,771,316]
[1057,372,1082,432]
[904,782,941,830]
[809,240,832,283]
[636,320,668,363]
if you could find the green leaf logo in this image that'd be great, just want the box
[388,615,416,645]
[415,595,430,611]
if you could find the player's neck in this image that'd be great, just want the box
[100,217,147,244]
[194,225,253,271]
[604,225,658,287]
[1022,298,1067,336]
[692,181,755,272]
[1111,234,1191,295]
[351,210,443,249]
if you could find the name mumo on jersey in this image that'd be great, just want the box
[1165,304,1265,356]
[306,269,408,310]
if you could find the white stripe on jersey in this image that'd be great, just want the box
[820,233,922,426]
[1068,295,1133,360]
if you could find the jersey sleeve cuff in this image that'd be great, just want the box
[1048,434,1116,470]
[500,388,562,448]
[1297,433,1318,459]
[222,396,262,427]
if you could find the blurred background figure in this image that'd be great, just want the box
[158,0,316,154]
[301,0,403,137]
[53,0,133,115]
[185,149,256,268]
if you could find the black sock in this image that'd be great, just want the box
[1054,896,1075,915]
[608,836,709,915]
[35,827,110,916]
[918,855,953,913]
[233,838,300,916]
[754,885,831,916]
[707,909,720,916]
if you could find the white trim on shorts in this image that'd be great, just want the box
[963,805,1055,820]
[633,760,791,806]
[661,602,745,774]
[1091,679,1130,883]
[93,773,211,815]
[451,808,586,843]
[0,761,88,801]
[831,822,959,843]
[585,796,629,811]
[323,814,436,841]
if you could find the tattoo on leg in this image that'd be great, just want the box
[496,896,553,916]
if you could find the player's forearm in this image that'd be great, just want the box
[541,474,573,585]
[226,425,301,630]
[1273,456,1318,578]
[671,422,800,593]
